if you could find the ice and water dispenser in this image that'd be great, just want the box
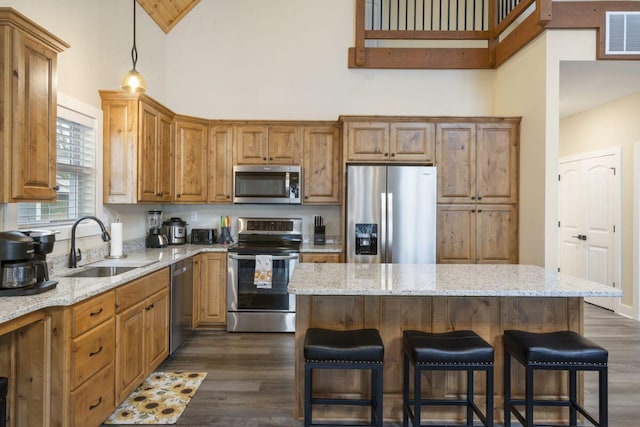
[355,224,377,255]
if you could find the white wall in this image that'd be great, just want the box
[560,92,640,315]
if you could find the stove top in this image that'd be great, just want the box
[232,217,302,254]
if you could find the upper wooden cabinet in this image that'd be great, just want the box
[302,125,341,204]
[236,125,300,165]
[0,8,69,202]
[174,116,208,203]
[101,91,175,204]
[436,120,519,204]
[208,125,234,203]
[342,118,435,163]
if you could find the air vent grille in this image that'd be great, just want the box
[606,12,640,54]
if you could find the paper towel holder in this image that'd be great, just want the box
[105,253,128,259]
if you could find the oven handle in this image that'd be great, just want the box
[228,254,299,261]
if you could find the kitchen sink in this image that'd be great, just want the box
[65,266,137,278]
[87,259,159,268]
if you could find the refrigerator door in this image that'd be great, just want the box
[387,166,437,263]
[347,165,386,263]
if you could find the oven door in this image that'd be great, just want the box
[227,253,298,312]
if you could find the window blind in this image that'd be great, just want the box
[18,116,96,226]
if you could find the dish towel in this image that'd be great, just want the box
[254,255,273,289]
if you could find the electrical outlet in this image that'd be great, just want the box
[191,211,198,222]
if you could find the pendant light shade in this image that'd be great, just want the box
[121,0,146,93]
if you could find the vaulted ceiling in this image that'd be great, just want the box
[137,0,200,33]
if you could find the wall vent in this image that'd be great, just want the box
[606,11,640,54]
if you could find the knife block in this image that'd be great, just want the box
[314,226,326,245]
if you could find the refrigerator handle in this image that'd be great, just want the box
[380,192,387,261]
[387,192,393,262]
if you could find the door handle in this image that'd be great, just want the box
[571,234,587,241]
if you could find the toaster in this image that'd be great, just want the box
[191,228,217,245]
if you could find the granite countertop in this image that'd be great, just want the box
[0,244,228,325]
[288,263,623,297]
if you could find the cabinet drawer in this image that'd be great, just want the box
[71,319,114,389]
[116,268,169,313]
[71,363,115,427]
[71,291,115,337]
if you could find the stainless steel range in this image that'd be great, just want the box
[226,217,301,332]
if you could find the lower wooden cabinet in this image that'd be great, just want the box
[70,363,115,426]
[195,252,227,327]
[115,268,170,403]
[300,252,343,263]
[437,204,518,263]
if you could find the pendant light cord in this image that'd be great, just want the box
[131,0,138,70]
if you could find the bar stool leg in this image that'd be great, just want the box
[467,369,474,425]
[525,366,534,427]
[375,364,383,427]
[414,365,421,427]
[504,351,511,427]
[569,369,577,426]
[600,367,608,427]
[403,354,409,427]
[486,366,494,427]
[304,364,312,427]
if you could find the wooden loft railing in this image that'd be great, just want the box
[349,0,640,69]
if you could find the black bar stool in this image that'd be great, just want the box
[304,328,384,427]
[503,330,608,427]
[402,330,494,427]
[0,377,7,427]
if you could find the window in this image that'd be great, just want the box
[18,103,97,227]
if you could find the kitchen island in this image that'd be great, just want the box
[288,263,622,424]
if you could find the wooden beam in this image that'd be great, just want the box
[491,0,537,38]
[495,11,545,67]
[137,0,201,34]
[355,0,366,66]
[348,47,492,69]
[366,30,490,40]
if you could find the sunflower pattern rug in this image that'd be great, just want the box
[104,371,207,425]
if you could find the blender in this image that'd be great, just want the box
[145,210,168,248]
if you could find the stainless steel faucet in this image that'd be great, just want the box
[68,216,111,268]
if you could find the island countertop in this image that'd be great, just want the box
[288,263,622,297]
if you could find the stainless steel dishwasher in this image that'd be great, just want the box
[170,257,193,354]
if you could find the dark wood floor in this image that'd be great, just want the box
[104,303,640,426]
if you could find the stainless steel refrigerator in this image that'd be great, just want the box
[346,165,437,263]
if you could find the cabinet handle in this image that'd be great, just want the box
[89,307,103,317]
[471,209,476,213]
[314,261,328,263]
[89,396,103,411]
[391,153,396,157]
[263,157,267,161]
[471,196,476,200]
[89,345,103,357]
[226,195,230,199]
[478,196,483,200]
[477,209,483,213]
[176,194,181,198]
[53,185,61,191]
[13,70,18,78]
[304,195,309,199]
[269,157,273,161]
[146,303,155,311]
[384,152,389,157]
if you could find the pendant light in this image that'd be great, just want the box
[121,0,147,93]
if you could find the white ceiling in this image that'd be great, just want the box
[559,60,640,118]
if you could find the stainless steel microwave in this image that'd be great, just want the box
[233,165,301,204]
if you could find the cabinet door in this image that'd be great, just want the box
[208,126,234,203]
[345,122,389,161]
[436,123,476,203]
[437,204,476,263]
[302,126,341,204]
[200,253,227,325]
[174,119,208,203]
[192,255,202,328]
[475,205,518,263]
[10,33,58,201]
[115,300,145,403]
[156,113,174,202]
[300,253,342,263]
[476,122,519,204]
[268,126,300,164]
[390,122,435,163]
[145,288,170,373]
[236,126,268,164]
[138,102,160,202]
[102,96,137,203]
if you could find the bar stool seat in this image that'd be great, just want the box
[403,330,494,427]
[503,330,608,427]
[304,328,384,427]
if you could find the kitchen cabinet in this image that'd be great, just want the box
[300,253,343,263]
[342,118,435,163]
[0,311,53,427]
[0,8,68,202]
[100,91,175,203]
[437,204,518,263]
[208,125,234,203]
[174,115,209,203]
[436,121,518,204]
[236,125,300,165]
[302,125,341,204]
[114,268,170,402]
[195,252,227,327]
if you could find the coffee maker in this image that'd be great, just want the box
[146,210,168,248]
[0,231,57,296]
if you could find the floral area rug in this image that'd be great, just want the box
[104,371,207,425]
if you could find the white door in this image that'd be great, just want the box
[559,151,620,310]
